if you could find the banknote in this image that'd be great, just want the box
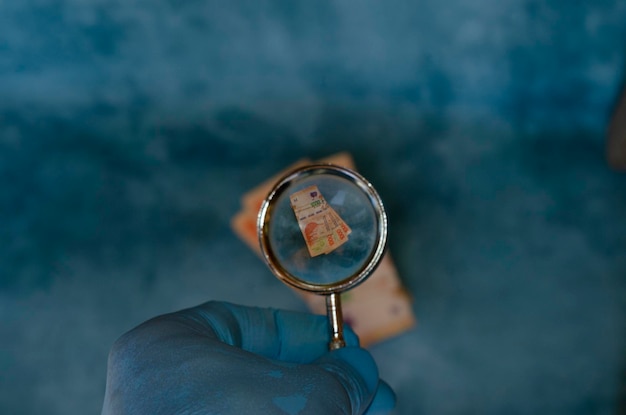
[298,253,416,346]
[326,208,352,239]
[242,159,313,213]
[230,152,416,346]
[232,152,359,255]
[289,185,352,256]
[289,183,353,236]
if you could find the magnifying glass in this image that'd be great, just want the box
[258,164,388,350]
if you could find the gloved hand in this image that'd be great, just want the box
[102,301,395,415]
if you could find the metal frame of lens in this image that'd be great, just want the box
[257,164,388,294]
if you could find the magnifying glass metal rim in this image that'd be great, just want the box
[257,163,388,294]
[257,163,388,349]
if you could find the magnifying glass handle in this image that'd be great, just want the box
[326,293,346,350]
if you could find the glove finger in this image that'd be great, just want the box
[177,301,360,363]
[364,380,396,415]
[314,347,379,415]
[272,307,360,362]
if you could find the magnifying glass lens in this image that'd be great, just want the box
[259,164,387,350]
[268,174,378,286]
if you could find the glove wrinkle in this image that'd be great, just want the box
[102,301,395,415]
[318,360,358,414]
[183,301,244,347]
[315,348,378,415]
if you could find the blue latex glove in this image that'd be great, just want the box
[102,301,395,415]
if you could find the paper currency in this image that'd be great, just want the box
[230,152,416,346]
[298,253,415,346]
[289,185,351,257]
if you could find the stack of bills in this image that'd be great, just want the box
[231,152,416,346]
[290,185,352,257]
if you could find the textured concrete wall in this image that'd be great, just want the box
[1,1,626,414]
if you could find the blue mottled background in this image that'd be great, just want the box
[2,1,626,414]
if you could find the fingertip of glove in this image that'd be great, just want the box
[366,380,396,414]
[343,326,361,347]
